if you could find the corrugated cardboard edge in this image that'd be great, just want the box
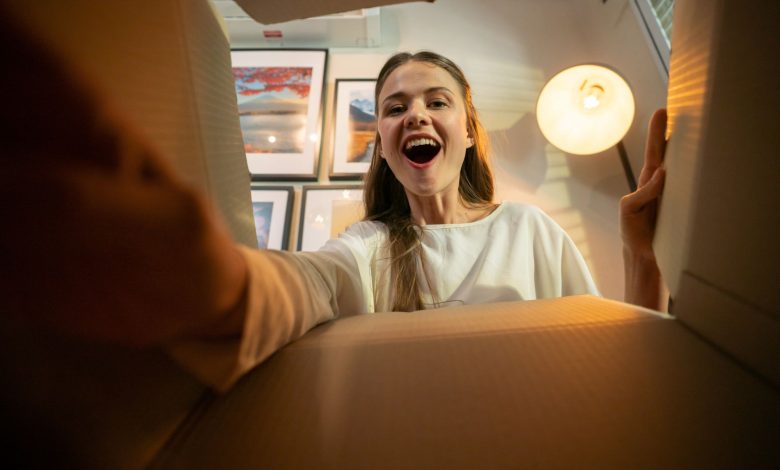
[234,0,433,25]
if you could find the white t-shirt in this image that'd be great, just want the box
[319,202,599,314]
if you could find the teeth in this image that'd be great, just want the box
[405,138,438,150]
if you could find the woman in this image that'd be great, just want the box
[323,51,599,314]
[2,41,666,391]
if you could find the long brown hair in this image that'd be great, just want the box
[363,51,495,311]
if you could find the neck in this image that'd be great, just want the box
[406,189,493,225]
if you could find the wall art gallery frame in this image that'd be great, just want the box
[298,185,364,251]
[231,49,327,180]
[250,184,295,250]
[330,79,377,179]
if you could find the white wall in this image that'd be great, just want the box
[231,0,668,300]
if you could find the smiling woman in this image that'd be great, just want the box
[364,52,501,310]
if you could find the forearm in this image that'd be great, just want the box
[623,247,667,311]
[186,244,250,340]
[168,247,340,392]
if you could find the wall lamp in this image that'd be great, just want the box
[536,64,637,191]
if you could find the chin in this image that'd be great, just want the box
[403,179,455,200]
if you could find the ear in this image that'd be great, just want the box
[375,137,385,159]
[465,125,474,148]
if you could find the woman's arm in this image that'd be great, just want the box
[619,109,669,311]
[0,6,352,392]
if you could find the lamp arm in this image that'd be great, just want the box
[616,140,637,192]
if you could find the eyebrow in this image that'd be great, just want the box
[381,86,454,104]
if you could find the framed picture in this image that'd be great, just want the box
[231,49,327,180]
[330,79,377,179]
[298,185,364,251]
[250,185,295,250]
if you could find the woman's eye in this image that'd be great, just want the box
[387,105,405,115]
[429,100,448,108]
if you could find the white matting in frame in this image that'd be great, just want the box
[298,185,364,251]
[231,49,327,180]
[250,186,294,250]
[331,79,376,179]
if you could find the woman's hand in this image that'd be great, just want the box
[619,109,668,310]
[0,13,247,347]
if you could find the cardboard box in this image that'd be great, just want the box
[2,1,778,468]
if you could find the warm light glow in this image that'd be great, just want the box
[309,133,319,142]
[268,135,277,143]
[536,65,634,155]
[342,190,351,199]
[583,94,600,109]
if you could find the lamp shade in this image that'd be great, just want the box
[536,64,635,155]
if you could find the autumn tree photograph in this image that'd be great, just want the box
[232,66,313,154]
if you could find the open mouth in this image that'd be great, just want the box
[403,137,441,165]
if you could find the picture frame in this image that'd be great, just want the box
[330,79,377,179]
[298,185,365,251]
[250,185,295,250]
[231,49,327,180]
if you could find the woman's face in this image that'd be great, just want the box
[376,61,473,200]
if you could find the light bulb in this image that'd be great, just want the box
[583,94,600,109]
[581,83,604,110]
[268,135,277,143]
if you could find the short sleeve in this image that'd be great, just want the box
[318,221,385,314]
[559,232,601,296]
[530,206,600,298]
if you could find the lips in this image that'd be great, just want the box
[402,135,441,166]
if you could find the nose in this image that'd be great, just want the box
[404,101,430,128]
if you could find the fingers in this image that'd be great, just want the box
[621,167,665,214]
[638,109,668,187]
